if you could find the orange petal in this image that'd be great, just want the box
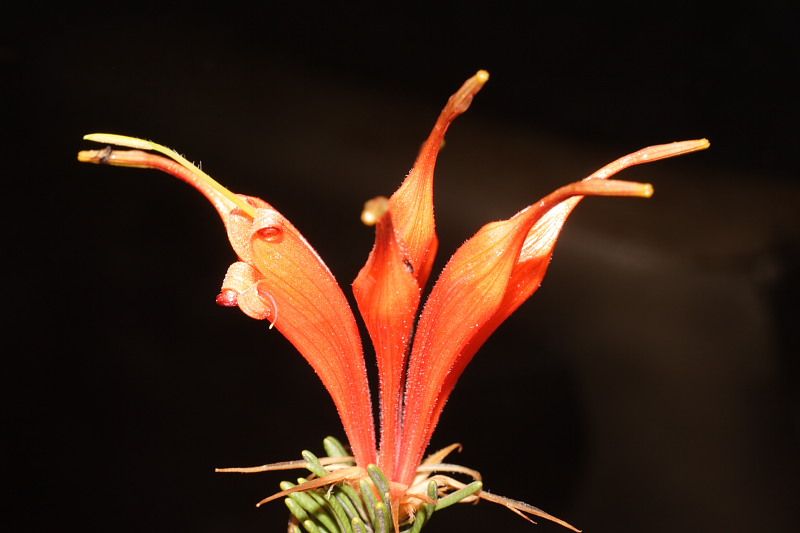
[396,179,654,484]
[387,70,489,289]
[225,198,377,467]
[79,141,378,466]
[456,139,712,364]
[396,140,709,484]
[353,205,420,479]
[396,207,532,483]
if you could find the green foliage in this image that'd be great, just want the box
[283,437,481,533]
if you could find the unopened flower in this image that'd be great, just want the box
[78,70,708,533]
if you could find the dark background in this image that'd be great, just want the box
[5,3,798,532]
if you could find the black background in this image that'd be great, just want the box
[5,3,799,532]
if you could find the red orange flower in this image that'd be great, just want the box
[78,71,708,531]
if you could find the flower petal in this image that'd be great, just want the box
[455,139,713,362]
[395,138,708,484]
[396,204,537,484]
[79,137,378,466]
[386,70,489,290]
[220,199,381,468]
[353,203,420,479]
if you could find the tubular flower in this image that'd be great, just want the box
[78,70,708,533]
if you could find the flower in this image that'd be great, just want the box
[78,71,708,532]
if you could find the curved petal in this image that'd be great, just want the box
[387,70,489,290]
[395,143,707,485]
[452,139,713,369]
[220,199,381,467]
[79,137,377,466]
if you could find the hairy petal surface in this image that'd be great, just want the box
[221,198,379,467]
[353,208,420,479]
[396,178,657,484]
[79,139,377,466]
[396,212,530,483]
[387,70,489,290]
[456,139,712,360]
[396,140,709,484]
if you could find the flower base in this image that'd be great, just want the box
[218,437,578,533]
